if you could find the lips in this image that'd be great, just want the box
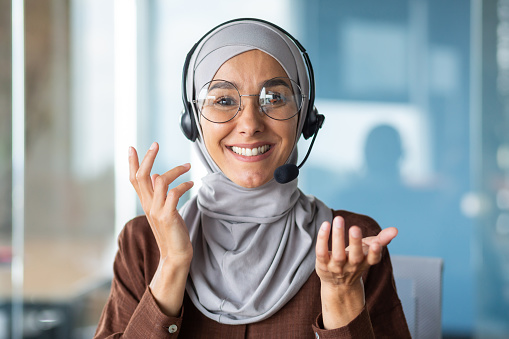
[230,145,271,156]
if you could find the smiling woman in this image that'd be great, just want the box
[94,18,411,338]
[200,50,298,188]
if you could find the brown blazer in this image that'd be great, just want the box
[94,210,411,338]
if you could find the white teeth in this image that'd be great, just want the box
[231,145,270,156]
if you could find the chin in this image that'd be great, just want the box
[230,172,273,188]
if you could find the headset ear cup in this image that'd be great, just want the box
[302,106,318,140]
[302,106,324,140]
[180,103,198,141]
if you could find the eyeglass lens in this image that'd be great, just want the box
[197,77,302,123]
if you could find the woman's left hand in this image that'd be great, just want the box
[315,216,398,329]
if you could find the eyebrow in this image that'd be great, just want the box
[208,81,237,91]
[207,78,293,92]
[263,78,292,89]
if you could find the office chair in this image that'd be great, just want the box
[391,255,444,339]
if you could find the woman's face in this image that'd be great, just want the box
[200,50,299,188]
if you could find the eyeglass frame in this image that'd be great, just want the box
[193,77,306,124]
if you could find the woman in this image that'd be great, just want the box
[95,18,411,338]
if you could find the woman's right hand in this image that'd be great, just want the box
[129,142,194,316]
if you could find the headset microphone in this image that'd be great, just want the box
[274,113,324,184]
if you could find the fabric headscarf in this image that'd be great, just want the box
[179,19,332,324]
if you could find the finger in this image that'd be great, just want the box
[136,142,159,200]
[376,227,398,246]
[359,236,376,247]
[366,241,382,265]
[164,180,195,211]
[152,174,169,210]
[151,174,159,190]
[128,146,141,194]
[331,216,346,264]
[348,226,364,265]
[158,163,192,189]
[153,163,191,210]
[315,221,331,265]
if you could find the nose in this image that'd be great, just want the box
[236,95,264,135]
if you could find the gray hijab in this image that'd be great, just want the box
[179,19,332,324]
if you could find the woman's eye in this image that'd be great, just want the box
[264,92,286,106]
[215,96,237,107]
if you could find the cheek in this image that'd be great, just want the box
[269,120,298,166]
[201,122,229,156]
[282,122,298,152]
[201,121,216,144]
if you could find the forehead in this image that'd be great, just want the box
[213,50,289,85]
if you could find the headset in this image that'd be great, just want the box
[180,17,324,143]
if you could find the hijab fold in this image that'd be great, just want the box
[179,20,332,324]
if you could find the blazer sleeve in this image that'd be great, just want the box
[311,210,411,338]
[94,217,184,339]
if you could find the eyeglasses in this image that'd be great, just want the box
[194,77,304,123]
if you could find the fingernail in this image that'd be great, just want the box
[149,142,157,150]
[320,222,330,234]
[351,227,361,238]
[333,218,343,229]
[128,147,133,156]
[183,163,191,169]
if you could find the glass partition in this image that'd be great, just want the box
[3,1,116,338]
[0,1,13,338]
[475,0,509,336]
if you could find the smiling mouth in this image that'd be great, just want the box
[229,145,271,157]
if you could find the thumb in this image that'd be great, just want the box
[376,227,398,247]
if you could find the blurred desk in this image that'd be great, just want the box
[0,236,114,339]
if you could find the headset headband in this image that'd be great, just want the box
[180,18,318,141]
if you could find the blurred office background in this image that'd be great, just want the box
[1,0,508,338]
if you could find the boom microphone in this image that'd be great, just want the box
[274,163,300,184]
